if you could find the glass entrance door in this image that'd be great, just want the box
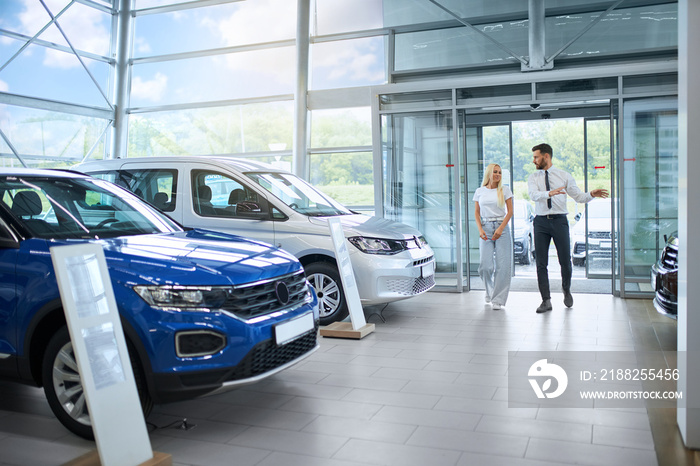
[459,104,616,294]
[380,111,463,290]
[462,123,514,290]
[578,117,614,280]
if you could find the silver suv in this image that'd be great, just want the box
[77,156,435,325]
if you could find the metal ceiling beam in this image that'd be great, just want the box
[134,0,244,17]
[524,0,552,71]
[0,92,113,119]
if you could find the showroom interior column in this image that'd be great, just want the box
[111,0,133,160]
[677,0,700,449]
[293,0,311,179]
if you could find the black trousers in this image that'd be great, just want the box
[534,215,572,300]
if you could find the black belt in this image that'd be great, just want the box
[538,214,567,219]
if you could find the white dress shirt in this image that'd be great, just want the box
[527,166,593,216]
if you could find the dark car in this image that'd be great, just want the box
[651,232,678,318]
[0,169,319,438]
[513,200,535,265]
[571,198,613,267]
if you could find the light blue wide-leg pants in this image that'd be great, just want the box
[478,220,512,306]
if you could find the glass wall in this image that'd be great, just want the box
[376,75,675,297]
[128,101,294,158]
[381,110,459,286]
[309,107,373,209]
[0,0,114,166]
[621,97,678,292]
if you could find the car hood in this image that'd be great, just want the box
[307,214,424,240]
[572,217,611,236]
[60,229,302,286]
[513,217,530,230]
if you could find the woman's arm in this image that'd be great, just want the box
[475,201,487,240]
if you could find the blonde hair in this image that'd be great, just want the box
[481,163,505,208]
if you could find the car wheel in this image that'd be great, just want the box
[521,239,531,265]
[42,327,153,439]
[304,262,349,325]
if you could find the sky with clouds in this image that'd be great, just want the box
[0,0,386,108]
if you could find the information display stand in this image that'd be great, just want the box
[319,218,375,339]
[51,244,171,466]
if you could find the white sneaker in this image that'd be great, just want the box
[492,303,502,310]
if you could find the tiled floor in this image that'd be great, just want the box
[0,290,694,466]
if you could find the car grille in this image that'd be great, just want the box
[513,241,523,253]
[222,271,309,320]
[589,231,611,239]
[225,326,318,381]
[178,326,318,387]
[413,256,434,267]
[574,243,586,255]
[661,246,678,269]
[386,275,436,295]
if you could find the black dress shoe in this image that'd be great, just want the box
[564,290,574,308]
[536,299,552,313]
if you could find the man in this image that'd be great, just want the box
[527,143,608,313]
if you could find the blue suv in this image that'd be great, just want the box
[0,169,319,439]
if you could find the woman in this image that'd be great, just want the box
[473,164,514,309]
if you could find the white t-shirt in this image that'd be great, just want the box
[472,185,513,218]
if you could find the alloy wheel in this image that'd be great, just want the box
[52,342,91,426]
[309,272,341,318]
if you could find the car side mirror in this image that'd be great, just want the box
[235,201,268,219]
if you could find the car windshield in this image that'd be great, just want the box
[1,175,183,239]
[585,199,611,218]
[513,201,528,219]
[245,171,352,217]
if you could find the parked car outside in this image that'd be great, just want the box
[0,169,319,439]
[513,199,535,265]
[651,231,678,318]
[76,156,436,325]
[571,198,613,267]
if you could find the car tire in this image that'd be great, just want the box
[521,238,531,265]
[42,327,153,439]
[304,262,349,325]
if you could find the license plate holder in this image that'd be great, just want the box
[274,312,314,346]
[421,261,435,278]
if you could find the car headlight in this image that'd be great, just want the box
[348,236,408,255]
[134,285,228,311]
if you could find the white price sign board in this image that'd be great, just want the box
[327,217,367,330]
[51,244,153,466]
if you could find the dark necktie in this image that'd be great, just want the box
[545,170,552,209]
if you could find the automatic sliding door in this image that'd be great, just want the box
[463,123,513,286]
[381,111,461,289]
[582,118,614,279]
